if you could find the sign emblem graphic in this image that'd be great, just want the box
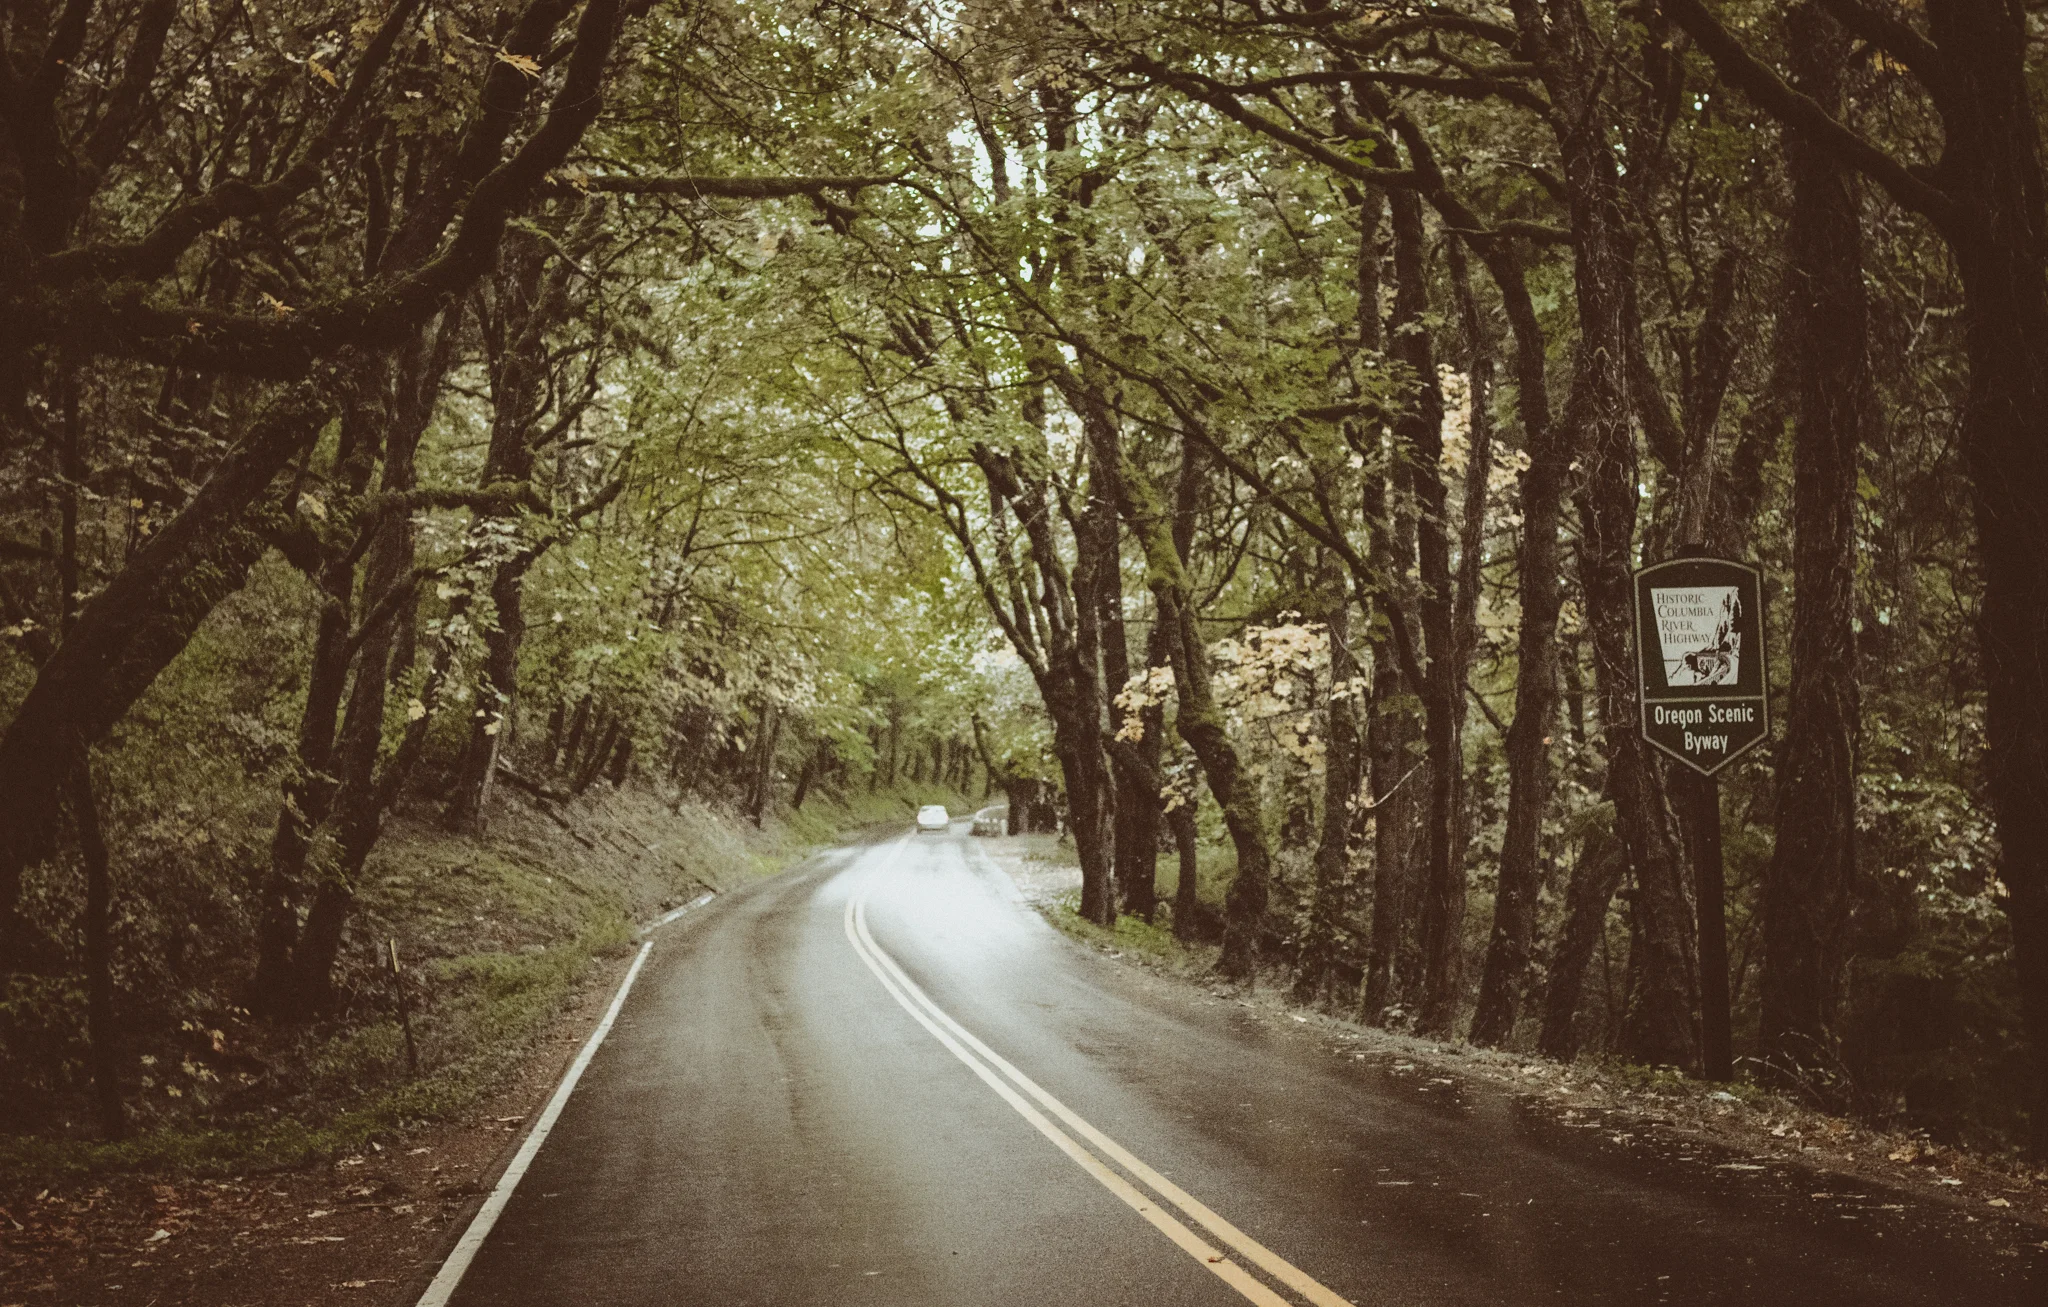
[1653,585,1741,686]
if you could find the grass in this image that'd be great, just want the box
[999,827,1225,977]
[1042,894,1221,976]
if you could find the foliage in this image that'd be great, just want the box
[2,0,2043,1162]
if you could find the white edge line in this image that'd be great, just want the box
[642,890,716,933]
[414,940,654,1307]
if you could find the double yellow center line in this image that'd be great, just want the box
[843,889,1356,1307]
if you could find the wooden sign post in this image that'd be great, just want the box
[388,938,420,1077]
[1634,555,1768,1082]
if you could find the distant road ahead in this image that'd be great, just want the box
[434,829,2042,1305]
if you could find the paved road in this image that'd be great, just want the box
[436,828,2043,1305]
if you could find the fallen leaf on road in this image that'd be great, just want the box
[144,1229,170,1243]
[1988,1198,2012,1208]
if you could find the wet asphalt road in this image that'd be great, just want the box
[439,828,2044,1305]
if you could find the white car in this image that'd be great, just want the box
[915,804,951,833]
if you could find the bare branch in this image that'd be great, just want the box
[580,175,902,199]
[1658,0,1958,229]
[41,0,429,285]
[1123,53,1417,190]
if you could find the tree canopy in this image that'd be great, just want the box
[3,0,2046,1159]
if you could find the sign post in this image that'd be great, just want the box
[388,938,419,1077]
[1634,556,1768,1082]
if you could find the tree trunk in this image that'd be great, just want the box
[558,693,593,773]
[252,365,415,1010]
[1930,1,2048,1158]
[1106,432,1275,980]
[1537,826,1626,1060]
[1388,187,1466,1038]
[444,554,534,832]
[1506,0,1699,1074]
[747,703,782,825]
[285,517,413,1016]
[1579,440,1700,1070]
[972,436,1118,927]
[1294,561,1361,1004]
[1469,275,1569,1044]
[67,743,123,1139]
[1759,1,1866,1086]
[253,579,354,1008]
[606,733,634,788]
[574,716,621,795]
[1097,446,1163,925]
[1169,798,1202,942]
[791,743,822,810]
[1362,440,1422,1023]
[1446,237,1497,913]
[1089,418,1160,922]
[282,365,438,1017]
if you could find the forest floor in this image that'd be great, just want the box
[972,833,2048,1256]
[0,782,957,1307]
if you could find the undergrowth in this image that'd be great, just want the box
[0,783,959,1181]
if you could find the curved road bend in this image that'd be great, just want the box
[438,828,2042,1306]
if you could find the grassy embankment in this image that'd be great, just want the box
[0,783,971,1180]
[986,830,1228,976]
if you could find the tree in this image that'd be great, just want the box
[1757,1,1868,1090]
[1666,0,2048,1158]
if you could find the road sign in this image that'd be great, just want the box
[1634,556,1768,776]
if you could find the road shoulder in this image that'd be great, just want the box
[964,831,2048,1265]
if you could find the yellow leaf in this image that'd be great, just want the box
[496,49,542,78]
[308,58,338,88]
[407,699,427,722]
[260,292,294,317]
